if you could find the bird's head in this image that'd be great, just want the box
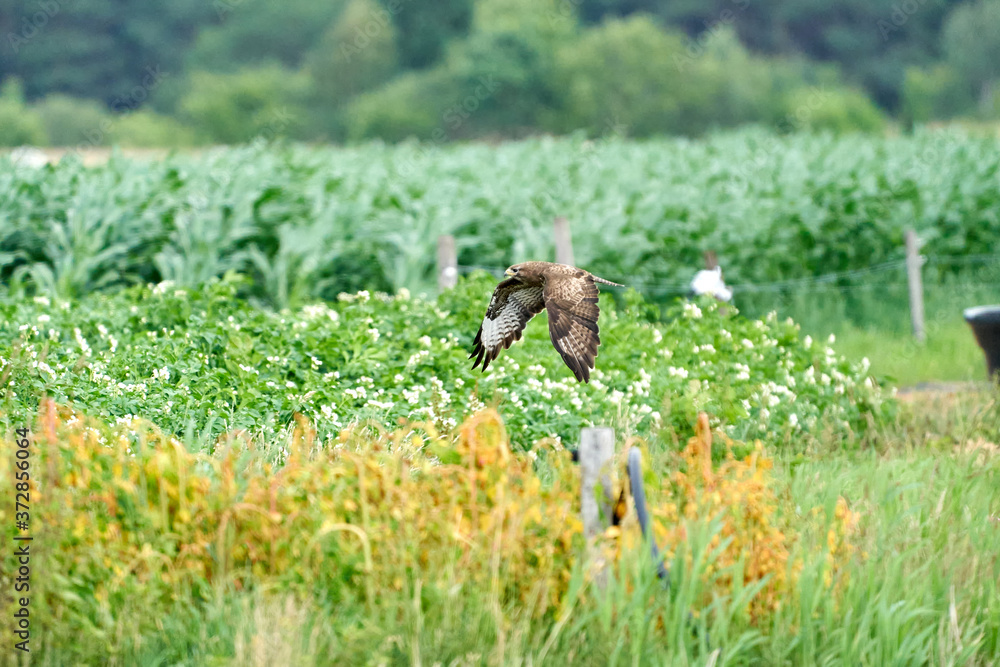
[504,264,523,279]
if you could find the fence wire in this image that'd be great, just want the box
[458,254,1000,297]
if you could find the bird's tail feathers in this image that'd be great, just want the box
[592,275,625,287]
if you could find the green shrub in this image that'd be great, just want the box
[307,0,399,140]
[0,78,47,147]
[901,65,977,124]
[781,85,886,134]
[178,64,312,144]
[550,16,690,136]
[111,110,198,148]
[33,94,111,146]
[344,70,455,141]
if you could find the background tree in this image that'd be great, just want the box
[942,0,1000,116]
[378,0,473,69]
[307,0,399,140]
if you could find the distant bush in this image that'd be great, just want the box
[178,64,312,144]
[0,79,47,147]
[781,85,887,134]
[549,16,691,136]
[901,65,977,125]
[345,70,455,141]
[33,94,110,146]
[307,0,399,140]
[111,111,198,148]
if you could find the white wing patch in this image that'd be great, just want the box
[479,286,543,351]
[471,284,545,372]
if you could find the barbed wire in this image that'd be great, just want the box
[458,253,1000,296]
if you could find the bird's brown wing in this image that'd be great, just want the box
[470,278,546,372]
[543,272,602,383]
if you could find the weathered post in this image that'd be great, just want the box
[554,217,575,267]
[437,235,458,291]
[579,426,614,588]
[703,250,718,270]
[905,229,926,343]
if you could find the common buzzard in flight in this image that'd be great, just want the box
[470,262,623,383]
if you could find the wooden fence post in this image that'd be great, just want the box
[579,426,614,587]
[554,217,575,267]
[437,235,458,291]
[703,250,718,270]
[905,229,926,343]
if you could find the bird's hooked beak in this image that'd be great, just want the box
[504,268,514,277]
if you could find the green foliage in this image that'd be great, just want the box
[344,70,455,141]
[378,0,473,69]
[0,275,892,450]
[0,78,46,147]
[184,0,346,73]
[33,94,109,146]
[782,85,887,134]
[2,132,997,303]
[901,64,977,124]
[307,0,399,139]
[111,110,199,148]
[550,16,690,136]
[942,0,1000,117]
[1,0,212,105]
[178,64,312,143]
[0,0,988,138]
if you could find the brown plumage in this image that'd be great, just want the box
[469,261,623,383]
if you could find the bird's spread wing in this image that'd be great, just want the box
[470,278,546,372]
[543,272,602,383]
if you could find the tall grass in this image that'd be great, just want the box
[6,394,997,665]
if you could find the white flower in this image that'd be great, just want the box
[828,334,836,344]
[33,296,51,306]
[419,335,432,347]
[741,338,754,349]
[152,280,175,296]
[667,366,689,379]
[37,314,50,323]
[652,329,663,344]
[682,302,703,319]
[803,335,812,349]
[368,328,380,342]
[789,413,799,427]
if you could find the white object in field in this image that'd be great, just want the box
[8,147,49,169]
[690,266,732,301]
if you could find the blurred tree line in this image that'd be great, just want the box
[1,0,998,146]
